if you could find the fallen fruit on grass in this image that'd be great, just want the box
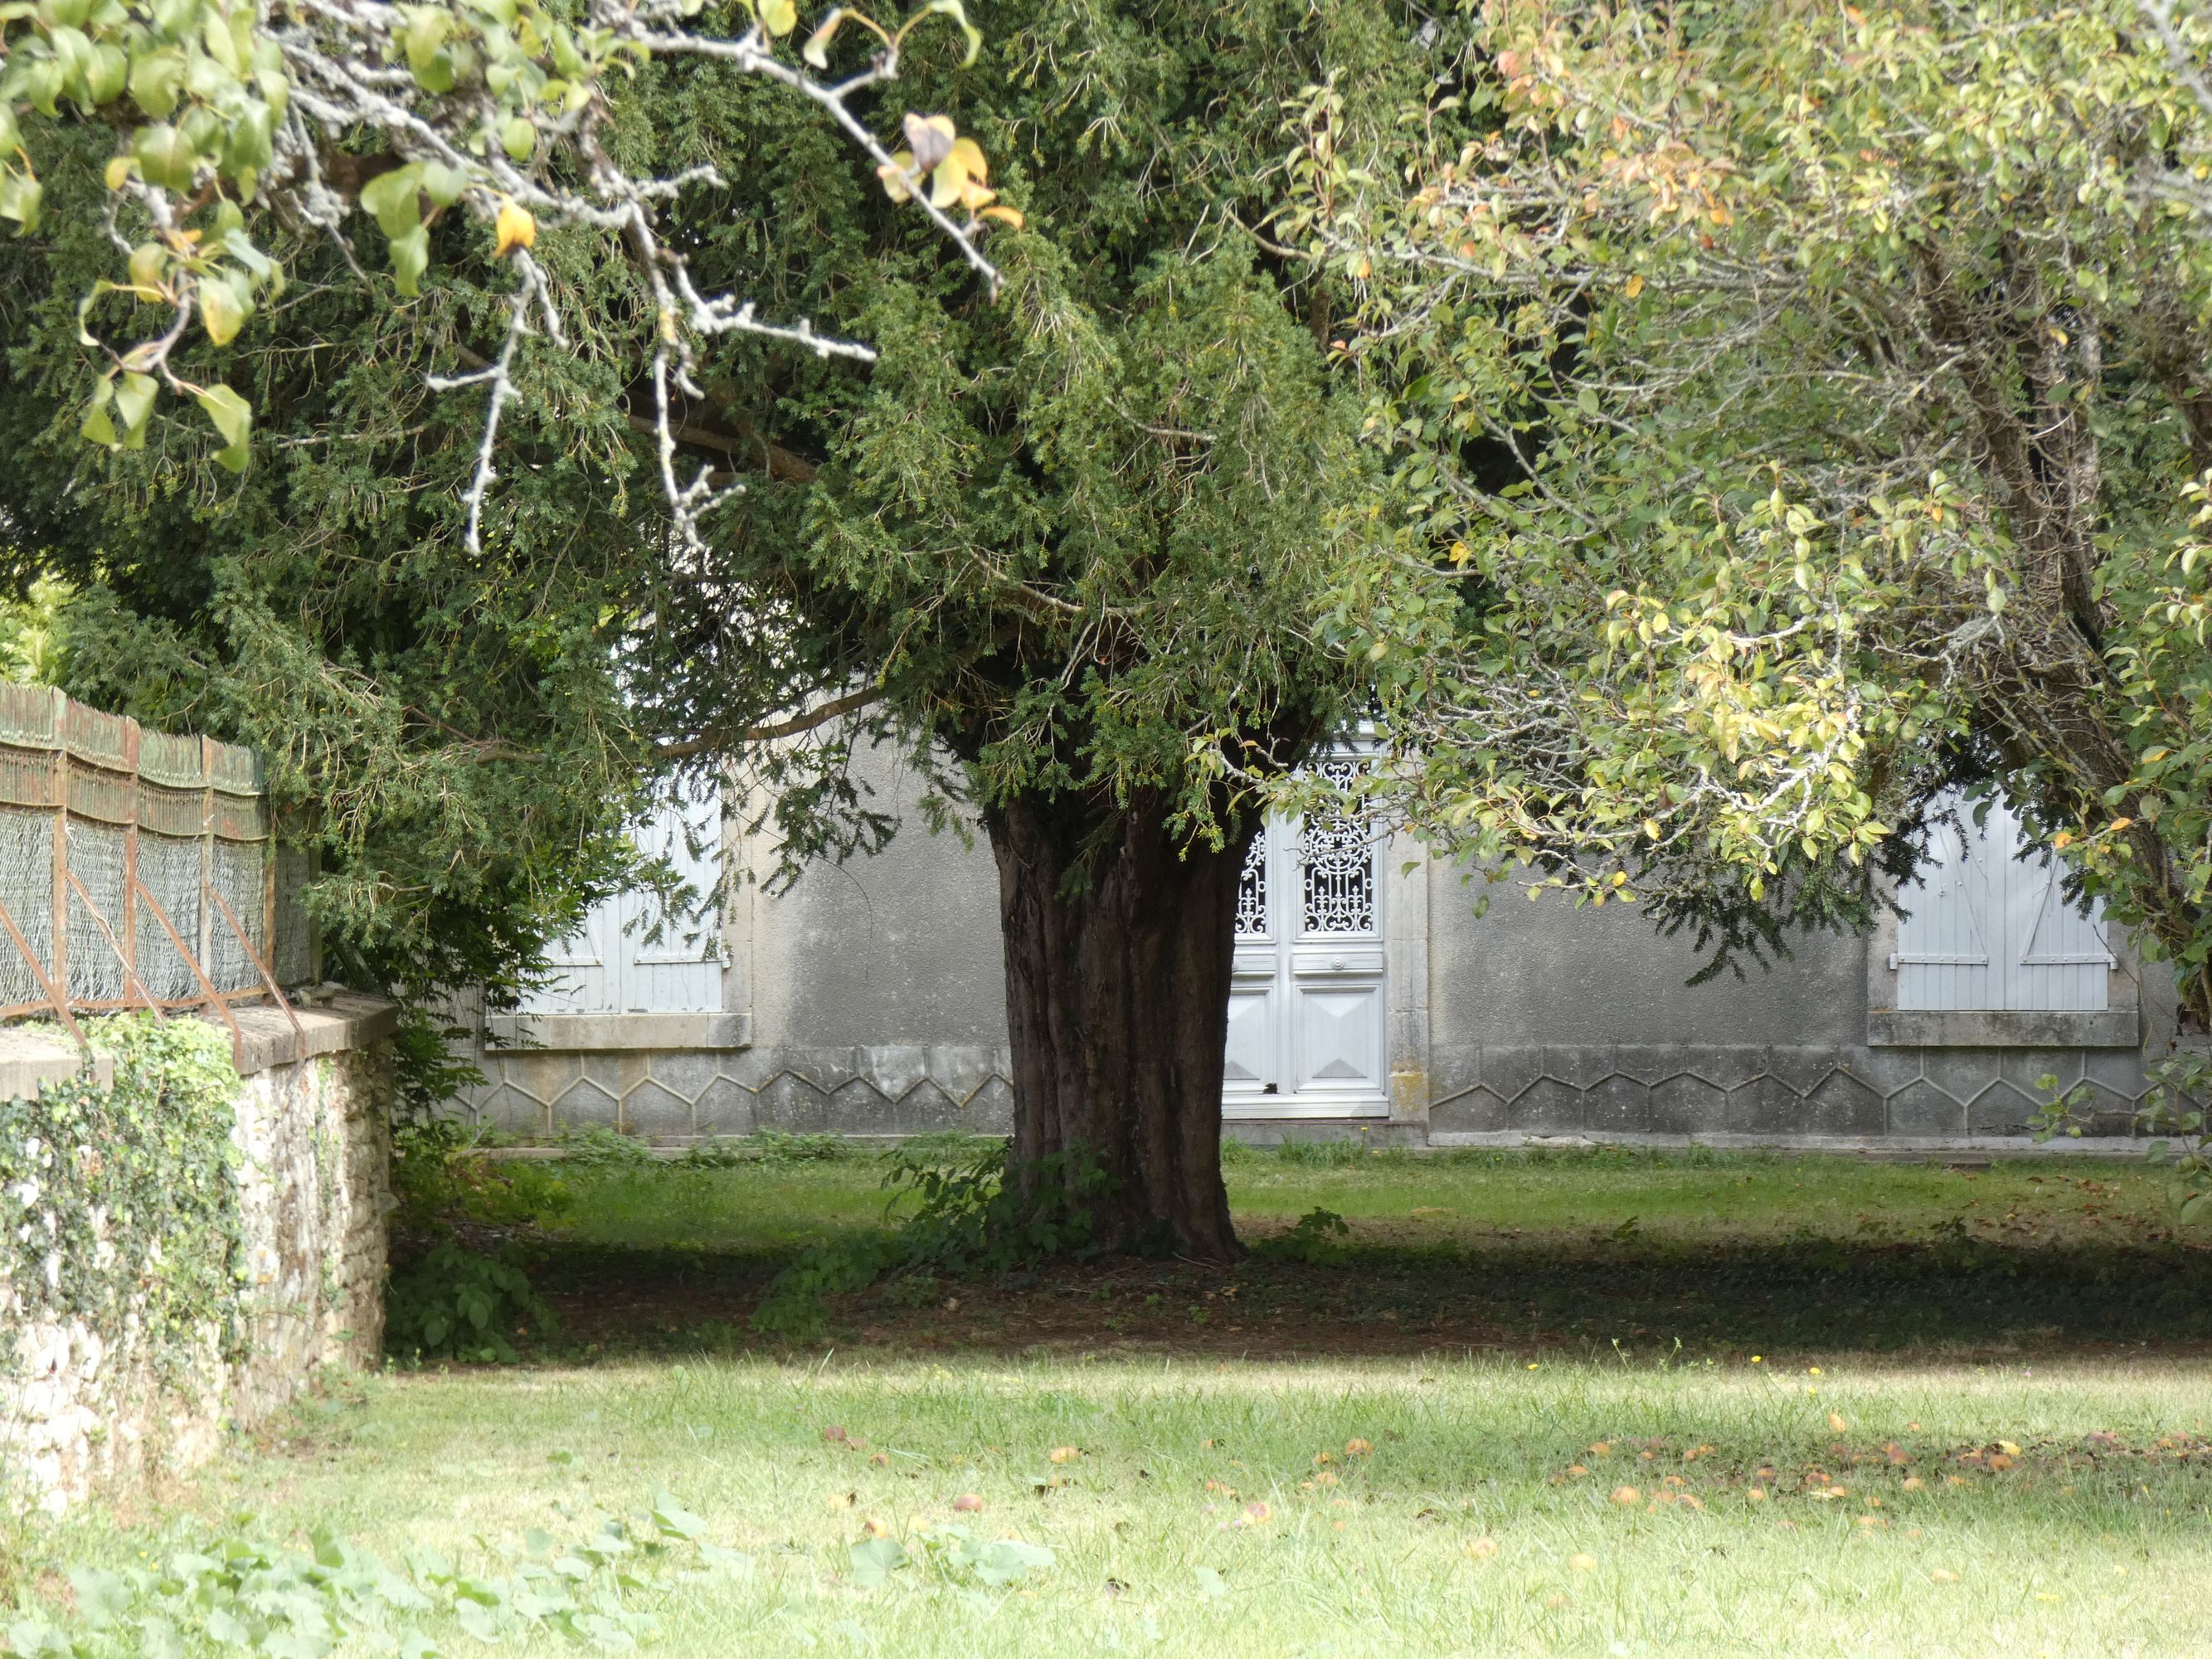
[952,1494,984,1512]
[1049,1446,1080,1464]
[1237,1501,1272,1526]
[1902,1477,1924,1491]
[1612,1486,1640,1506]
[1466,1537,1499,1559]
[1344,1438,1373,1457]
[1829,1413,1848,1433]
[1568,1553,1597,1571]
[1930,1569,1958,1583]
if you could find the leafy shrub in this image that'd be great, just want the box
[556,1123,663,1168]
[392,1126,573,1233]
[385,1241,556,1363]
[681,1129,851,1168]
[750,1141,1116,1337]
[1254,1207,1352,1266]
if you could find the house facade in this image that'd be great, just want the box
[453,749,2185,1147]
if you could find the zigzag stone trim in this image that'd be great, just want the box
[1427,1043,2156,1141]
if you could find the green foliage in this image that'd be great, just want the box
[385,1240,556,1365]
[1252,1206,1351,1266]
[681,1130,851,1168]
[0,1016,241,1398]
[5,1493,746,1656]
[845,1528,1054,1592]
[750,1140,1117,1336]
[2036,1050,2212,1226]
[1319,0,2212,1002]
[391,1123,573,1235]
[555,1125,664,1170]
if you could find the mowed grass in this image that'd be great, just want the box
[22,1147,2212,1657]
[531,1145,2210,1358]
[53,1352,2212,1657]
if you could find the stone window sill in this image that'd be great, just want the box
[484,1011,751,1052]
[1867,1008,2138,1048]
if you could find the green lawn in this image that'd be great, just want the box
[17,1146,2212,1657]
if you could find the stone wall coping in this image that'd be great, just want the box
[0,1027,112,1101]
[483,1010,751,1052]
[222,990,400,1075]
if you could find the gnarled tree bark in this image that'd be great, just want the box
[984,787,1253,1262]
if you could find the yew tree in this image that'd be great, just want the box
[0,0,1422,1257]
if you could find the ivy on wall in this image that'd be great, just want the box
[0,1016,244,1383]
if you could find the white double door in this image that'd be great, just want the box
[1222,767,1390,1117]
[523,782,724,1015]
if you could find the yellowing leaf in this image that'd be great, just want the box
[1624,272,1644,298]
[495,198,537,258]
[979,204,1025,229]
[758,0,797,35]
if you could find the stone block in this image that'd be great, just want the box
[474,1084,547,1139]
[962,1074,1016,1133]
[1967,1080,2043,1137]
[1767,1046,1842,1098]
[754,1072,833,1131]
[1997,1048,2087,1095]
[926,1044,998,1106]
[1672,1046,1769,1092]
[1922,1048,2006,1107]
[2085,1048,2153,1102]
[1478,1046,1545,1107]
[1508,1078,1589,1132]
[883,1080,964,1132]
[1725,1076,1804,1137]
[693,1076,756,1135]
[1803,1070,1884,1137]
[1427,1043,1481,1103]
[1650,1073,1726,1135]
[783,1047,863,1092]
[620,1079,693,1139]
[1580,1073,1652,1135]
[579,1052,648,1102]
[1832,1045,1922,1100]
[861,1044,929,1102]
[827,1077,894,1131]
[552,1077,620,1130]
[1612,1045,1680,1086]
[1543,1045,1616,1089]
[1886,1080,1965,1137]
[501,1052,582,1107]
[646,1048,721,1103]
[1430,1085,1507,1136]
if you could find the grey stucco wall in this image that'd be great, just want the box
[1428,873,1868,1049]
[746,757,1008,1051]
[455,749,2180,1147]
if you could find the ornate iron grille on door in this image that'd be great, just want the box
[0,684,314,1058]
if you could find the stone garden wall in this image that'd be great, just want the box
[0,994,394,1512]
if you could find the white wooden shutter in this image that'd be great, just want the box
[1894,795,2109,1012]
[523,782,723,1014]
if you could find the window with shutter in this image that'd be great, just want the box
[521,781,724,1015]
[1892,794,2111,1013]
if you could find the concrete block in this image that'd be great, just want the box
[754,1071,832,1131]
[1833,1045,1922,1100]
[1672,1045,1769,1092]
[1612,1045,1680,1085]
[861,1044,929,1102]
[962,1074,1016,1132]
[474,1084,547,1139]
[551,1077,619,1129]
[1922,1048,2006,1107]
[506,1051,581,1107]
[1997,1048,2087,1094]
[1581,1073,1653,1135]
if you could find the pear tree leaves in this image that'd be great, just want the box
[0,0,1013,495]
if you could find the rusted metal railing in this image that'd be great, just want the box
[0,686,314,1059]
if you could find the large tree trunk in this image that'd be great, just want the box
[984,787,1251,1262]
